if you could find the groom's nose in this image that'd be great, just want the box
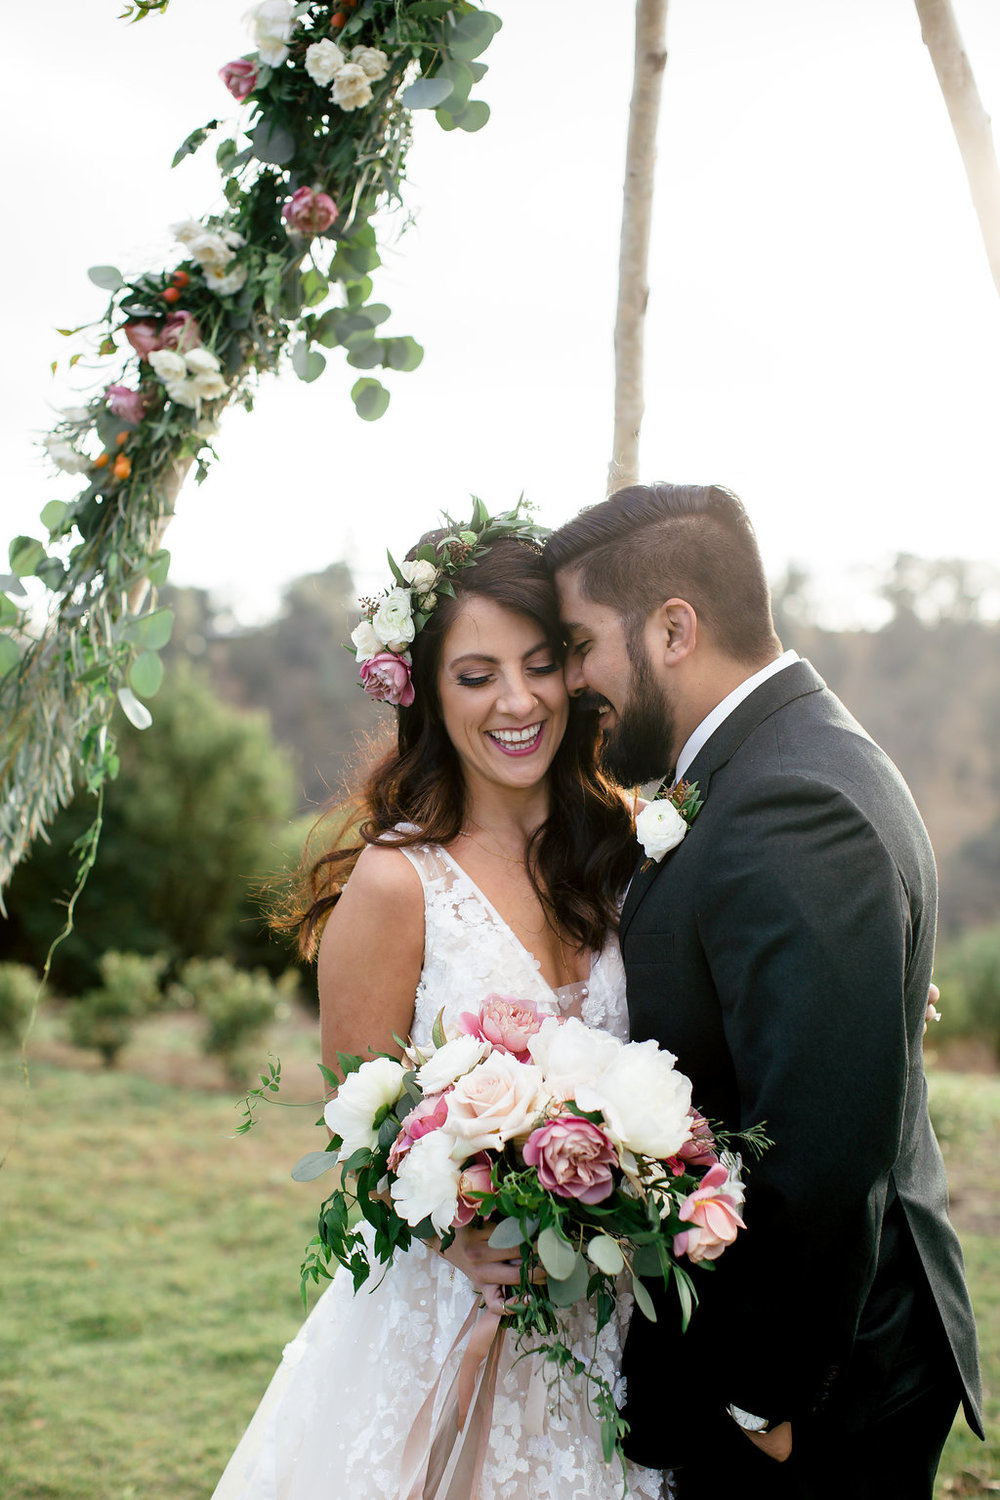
[563,654,586,696]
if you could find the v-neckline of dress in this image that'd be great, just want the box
[434,844,593,1005]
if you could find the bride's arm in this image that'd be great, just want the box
[316,844,523,1308]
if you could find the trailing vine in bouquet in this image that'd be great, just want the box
[0,0,500,894]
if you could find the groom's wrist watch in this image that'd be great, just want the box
[728,1404,783,1434]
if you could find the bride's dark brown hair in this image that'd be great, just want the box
[283,534,636,959]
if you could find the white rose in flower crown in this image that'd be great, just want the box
[416,1034,490,1095]
[332,62,373,111]
[350,45,390,82]
[203,264,248,297]
[635,799,688,862]
[246,0,295,66]
[350,618,381,663]
[323,1056,407,1158]
[527,1015,623,1101]
[305,38,345,86]
[392,1130,461,1234]
[446,1052,549,1155]
[372,587,416,652]
[399,558,438,594]
[576,1038,692,1159]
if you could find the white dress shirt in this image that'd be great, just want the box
[673,650,800,785]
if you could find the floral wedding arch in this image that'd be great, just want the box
[0,0,502,894]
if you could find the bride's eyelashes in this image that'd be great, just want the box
[455,661,560,689]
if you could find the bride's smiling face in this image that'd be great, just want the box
[436,595,569,797]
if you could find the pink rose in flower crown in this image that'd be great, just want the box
[360,651,415,707]
[452,1154,494,1228]
[387,1091,450,1172]
[523,1116,618,1205]
[160,310,202,354]
[458,994,544,1064]
[282,185,339,236]
[673,1162,746,1263]
[219,59,259,101]
[125,320,163,361]
[105,384,150,425]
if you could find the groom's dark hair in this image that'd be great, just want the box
[544,482,780,665]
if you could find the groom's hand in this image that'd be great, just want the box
[744,1422,793,1462]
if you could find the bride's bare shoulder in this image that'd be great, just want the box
[340,841,423,907]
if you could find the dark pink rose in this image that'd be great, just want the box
[673,1162,746,1263]
[219,59,259,101]
[359,651,414,707]
[675,1110,719,1169]
[386,1091,449,1171]
[125,320,163,360]
[282,185,339,236]
[105,384,150,425]
[452,1154,493,1229]
[523,1116,618,1205]
[160,310,202,354]
[459,994,544,1064]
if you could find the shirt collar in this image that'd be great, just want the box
[673,649,800,785]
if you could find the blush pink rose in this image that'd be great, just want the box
[282,185,339,236]
[673,1162,746,1263]
[459,994,544,1063]
[160,310,202,354]
[446,1053,548,1155]
[359,651,415,707]
[452,1154,494,1228]
[522,1116,618,1205]
[387,1091,450,1172]
[125,320,163,360]
[220,59,259,101]
[105,384,150,425]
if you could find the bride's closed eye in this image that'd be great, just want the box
[456,660,559,688]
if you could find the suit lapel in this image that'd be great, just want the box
[618,660,826,941]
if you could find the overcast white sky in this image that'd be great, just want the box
[5,0,999,626]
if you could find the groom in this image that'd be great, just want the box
[545,483,982,1500]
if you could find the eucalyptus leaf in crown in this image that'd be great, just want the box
[350,496,549,707]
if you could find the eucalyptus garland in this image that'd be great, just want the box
[0,0,501,893]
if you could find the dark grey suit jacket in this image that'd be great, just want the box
[618,660,982,1467]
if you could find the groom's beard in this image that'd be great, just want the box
[597,650,675,787]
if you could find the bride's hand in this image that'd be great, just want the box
[436,1223,539,1314]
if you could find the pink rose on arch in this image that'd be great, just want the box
[282,185,339,236]
[523,1116,618,1205]
[452,1154,494,1229]
[105,384,150,425]
[160,310,202,354]
[360,651,415,707]
[125,320,163,361]
[673,1162,746,1264]
[219,59,259,101]
[387,1091,450,1171]
[459,994,544,1064]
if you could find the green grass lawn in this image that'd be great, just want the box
[0,1019,996,1498]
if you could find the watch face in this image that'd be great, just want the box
[728,1405,769,1432]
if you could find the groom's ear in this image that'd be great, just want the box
[652,598,698,666]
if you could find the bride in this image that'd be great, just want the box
[212,509,667,1500]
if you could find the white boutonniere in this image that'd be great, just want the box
[636,780,703,870]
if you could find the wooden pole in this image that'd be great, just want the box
[914,0,1000,298]
[609,0,669,493]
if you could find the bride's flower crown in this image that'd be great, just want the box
[350,497,548,707]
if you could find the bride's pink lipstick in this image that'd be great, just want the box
[486,722,545,756]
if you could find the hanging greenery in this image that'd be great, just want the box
[0,0,501,893]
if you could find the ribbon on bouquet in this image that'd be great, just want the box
[398,1301,505,1500]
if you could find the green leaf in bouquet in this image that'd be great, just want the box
[488,1215,528,1251]
[630,1242,662,1279]
[547,1250,589,1307]
[537,1225,577,1282]
[336,1051,364,1077]
[431,1007,448,1049]
[410,1215,438,1240]
[674,1262,698,1331]
[630,1270,658,1323]
[341,1146,374,1174]
[291,1149,341,1182]
[586,1234,624,1276]
[378,1114,401,1152]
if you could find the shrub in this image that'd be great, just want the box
[170,958,298,1086]
[933,923,1000,1063]
[67,950,167,1068]
[0,962,43,1047]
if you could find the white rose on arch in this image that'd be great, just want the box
[332,63,374,112]
[305,38,345,86]
[246,0,296,67]
[350,45,390,82]
[635,798,688,862]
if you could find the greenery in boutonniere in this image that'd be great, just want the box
[636,779,703,869]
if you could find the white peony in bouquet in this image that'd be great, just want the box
[294,995,768,1469]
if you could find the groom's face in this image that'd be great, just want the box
[556,567,674,785]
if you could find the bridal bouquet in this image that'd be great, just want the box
[294,996,766,1466]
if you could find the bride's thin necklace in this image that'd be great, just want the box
[458,821,525,866]
[458,823,577,989]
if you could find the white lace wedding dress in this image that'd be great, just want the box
[212,840,666,1500]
